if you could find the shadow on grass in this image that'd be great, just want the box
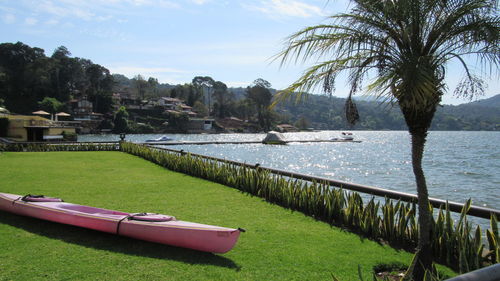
[0,211,241,270]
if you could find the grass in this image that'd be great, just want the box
[0,152,455,280]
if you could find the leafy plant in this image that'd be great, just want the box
[120,142,498,272]
[4,141,497,273]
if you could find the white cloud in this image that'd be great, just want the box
[2,13,15,24]
[26,0,178,23]
[244,0,325,19]
[158,0,180,8]
[191,0,209,4]
[109,66,189,76]
[108,66,193,85]
[24,17,38,25]
[45,18,59,25]
[226,81,251,87]
[33,0,96,21]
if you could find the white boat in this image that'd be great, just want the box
[145,136,173,142]
[332,132,354,141]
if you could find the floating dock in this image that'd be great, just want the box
[140,139,361,146]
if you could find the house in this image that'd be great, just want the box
[157,97,182,110]
[68,97,105,134]
[69,97,103,121]
[179,104,197,117]
[185,118,215,133]
[3,115,76,142]
[276,124,299,132]
[113,91,142,109]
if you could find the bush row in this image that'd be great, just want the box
[2,141,497,272]
[0,143,119,152]
[120,142,499,273]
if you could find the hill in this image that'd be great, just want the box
[467,94,500,108]
[273,93,500,131]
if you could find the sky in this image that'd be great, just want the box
[1,0,498,105]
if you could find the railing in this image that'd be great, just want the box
[1,138,498,220]
[149,145,500,220]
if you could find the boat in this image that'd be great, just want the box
[145,136,173,142]
[0,192,243,253]
[332,132,354,141]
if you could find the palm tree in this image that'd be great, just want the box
[274,0,499,279]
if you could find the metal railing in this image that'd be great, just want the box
[150,145,500,220]
[2,138,498,220]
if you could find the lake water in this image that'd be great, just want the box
[80,131,499,213]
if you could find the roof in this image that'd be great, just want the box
[229,117,243,122]
[32,110,50,115]
[161,97,182,102]
[165,110,181,114]
[6,115,50,121]
[277,124,296,128]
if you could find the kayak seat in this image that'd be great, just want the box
[128,213,176,222]
[21,194,63,202]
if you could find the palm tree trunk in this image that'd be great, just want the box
[410,130,433,281]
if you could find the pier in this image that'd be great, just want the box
[139,139,362,145]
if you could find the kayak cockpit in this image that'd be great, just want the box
[128,213,176,222]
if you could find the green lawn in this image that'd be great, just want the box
[0,152,453,280]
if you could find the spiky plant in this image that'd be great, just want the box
[275,0,499,279]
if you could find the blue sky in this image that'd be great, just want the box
[1,0,498,105]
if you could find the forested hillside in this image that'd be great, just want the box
[0,42,114,114]
[273,93,499,131]
[1,41,498,131]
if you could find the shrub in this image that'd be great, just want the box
[0,117,8,137]
[120,142,499,273]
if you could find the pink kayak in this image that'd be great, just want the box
[0,192,243,253]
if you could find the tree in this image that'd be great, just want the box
[0,42,51,113]
[147,77,159,97]
[86,63,114,113]
[247,79,273,131]
[50,46,83,103]
[275,0,499,279]
[192,101,208,117]
[113,106,129,133]
[38,97,63,114]
[294,116,310,130]
[212,81,234,118]
[133,74,148,103]
[192,76,215,112]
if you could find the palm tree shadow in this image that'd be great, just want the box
[0,211,240,270]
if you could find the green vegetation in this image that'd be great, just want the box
[38,97,63,115]
[0,142,496,275]
[275,0,498,279]
[0,40,497,133]
[0,117,8,137]
[121,143,498,274]
[1,143,118,152]
[0,151,442,280]
[275,93,500,131]
[112,106,130,133]
[0,43,114,115]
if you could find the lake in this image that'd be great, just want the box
[80,131,499,213]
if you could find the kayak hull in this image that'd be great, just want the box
[0,192,241,253]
